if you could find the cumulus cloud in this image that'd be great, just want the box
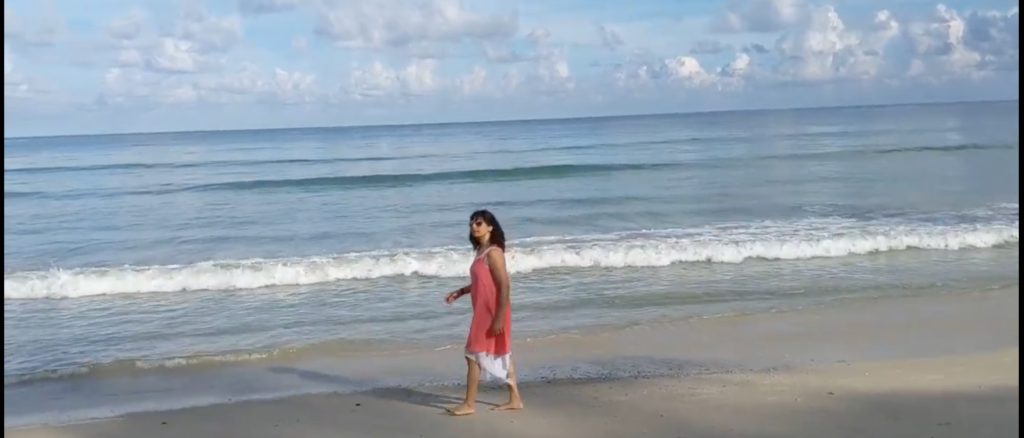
[456,66,487,96]
[348,59,440,99]
[146,39,206,74]
[314,0,517,55]
[475,27,575,94]
[720,52,752,77]
[83,4,316,108]
[606,1,1017,98]
[96,7,243,75]
[98,64,318,107]
[705,1,1014,88]
[344,44,567,102]
[524,28,574,94]
[2,0,1020,135]
[771,6,899,82]
[906,5,1019,78]
[172,9,244,53]
[609,50,751,95]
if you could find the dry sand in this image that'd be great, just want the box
[6,347,1018,438]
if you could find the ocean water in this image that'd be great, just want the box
[3,100,1020,426]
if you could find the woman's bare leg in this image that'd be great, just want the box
[447,357,479,416]
[491,356,524,411]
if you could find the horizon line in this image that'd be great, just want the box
[4,98,1019,141]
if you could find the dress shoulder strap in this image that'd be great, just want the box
[475,245,498,260]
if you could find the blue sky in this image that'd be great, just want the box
[4,0,1019,136]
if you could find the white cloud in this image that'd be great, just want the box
[98,63,318,107]
[348,59,440,99]
[94,7,243,75]
[771,6,898,82]
[146,38,206,74]
[720,52,752,77]
[600,0,1017,100]
[5,43,27,89]
[104,9,145,42]
[313,0,518,54]
[5,42,46,100]
[713,0,808,33]
[5,3,64,48]
[471,27,576,94]
[456,65,487,96]
[525,28,573,94]
[663,56,717,86]
[273,68,318,103]
[2,0,1020,136]
[611,51,751,94]
[906,5,1019,78]
[964,7,1019,62]
[698,1,1016,87]
[172,9,244,53]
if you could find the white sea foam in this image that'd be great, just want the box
[2,367,92,386]
[3,352,280,387]
[4,213,1018,300]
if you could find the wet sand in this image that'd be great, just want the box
[6,348,1018,438]
[6,288,1019,438]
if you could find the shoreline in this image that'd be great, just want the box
[4,286,1019,433]
[7,348,1019,438]
[6,282,1018,384]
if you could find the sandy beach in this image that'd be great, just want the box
[6,348,1018,438]
[6,288,1020,438]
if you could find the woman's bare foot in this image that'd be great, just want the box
[492,375,524,412]
[489,396,524,412]
[446,403,476,416]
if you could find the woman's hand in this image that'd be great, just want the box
[490,317,504,336]
[445,288,464,305]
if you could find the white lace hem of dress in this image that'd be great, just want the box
[465,350,512,384]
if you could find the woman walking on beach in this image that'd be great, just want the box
[444,209,524,416]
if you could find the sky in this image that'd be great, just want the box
[3,0,1020,137]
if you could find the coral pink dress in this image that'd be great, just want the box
[464,246,512,383]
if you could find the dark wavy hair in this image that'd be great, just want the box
[468,209,507,251]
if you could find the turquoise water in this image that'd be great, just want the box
[3,101,1020,425]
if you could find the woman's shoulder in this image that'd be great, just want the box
[484,245,506,260]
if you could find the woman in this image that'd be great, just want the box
[443,209,523,416]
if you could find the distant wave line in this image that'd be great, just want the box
[2,137,707,175]
[4,190,45,199]
[2,155,419,175]
[4,142,1016,200]
[765,142,1018,162]
[5,140,1014,177]
[176,163,674,193]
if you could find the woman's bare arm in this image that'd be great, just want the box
[487,249,511,323]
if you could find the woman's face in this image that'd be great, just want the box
[470,217,493,241]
